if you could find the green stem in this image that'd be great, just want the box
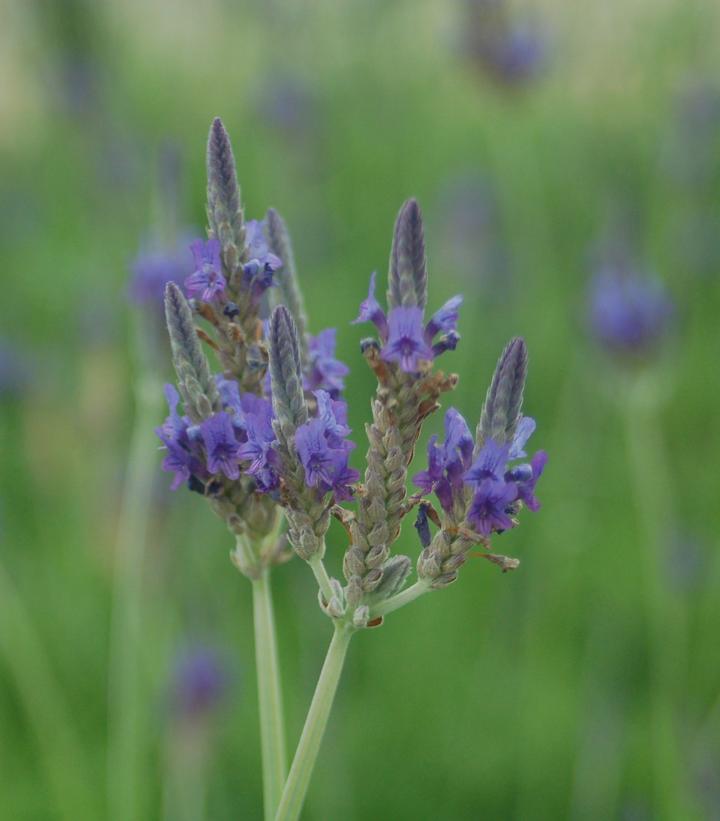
[622,390,697,820]
[308,553,335,605]
[0,562,97,821]
[275,625,353,821]
[253,569,288,821]
[371,579,430,617]
[107,372,163,821]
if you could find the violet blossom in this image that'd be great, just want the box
[354,273,462,374]
[199,412,243,480]
[185,239,226,303]
[295,390,359,500]
[414,406,546,536]
[304,329,350,398]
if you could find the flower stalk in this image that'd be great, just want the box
[252,569,288,821]
[274,625,354,821]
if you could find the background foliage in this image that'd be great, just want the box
[1,0,719,818]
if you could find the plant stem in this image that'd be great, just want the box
[308,553,335,605]
[0,561,97,821]
[107,372,163,821]
[622,388,697,820]
[252,568,288,821]
[371,579,430,617]
[275,625,354,821]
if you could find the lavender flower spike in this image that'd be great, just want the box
[477,336,527,447]
[388,198,428,310]
[268,305,308,438]
[206,117,245,270]
[164,282,220,422]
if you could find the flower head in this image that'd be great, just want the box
[185,239,226,302]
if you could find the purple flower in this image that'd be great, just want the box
[215,375,244,419]
[245,220,282,271]
[313,390,351,447]
[170,646,229,719]
[241,220,281,303]
[304,329,349,398]
[236,396,280,491]
[467,478,518,536]
[509,449,547,512]
[352,272,388,339]
[414,407,546,534]
[413,408,474,513]
[589,269,675,356]
[465,440,511,485]
[353,273,462,372]
[381,307,435,373]
[424,295,463,341]
[185,239,226,302]
[158,439,194,491]
[156,385,208,491]
[296,419,348,485]
[199,412,242,480]
[295,391,359,499]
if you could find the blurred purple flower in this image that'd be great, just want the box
[129,241,194,308]
[589,269,675,356]
[170,646,229,719]
[462,0,547,88]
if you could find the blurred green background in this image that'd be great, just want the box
[1,0,720,818]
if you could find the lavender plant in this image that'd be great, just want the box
[156,117,547,820]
